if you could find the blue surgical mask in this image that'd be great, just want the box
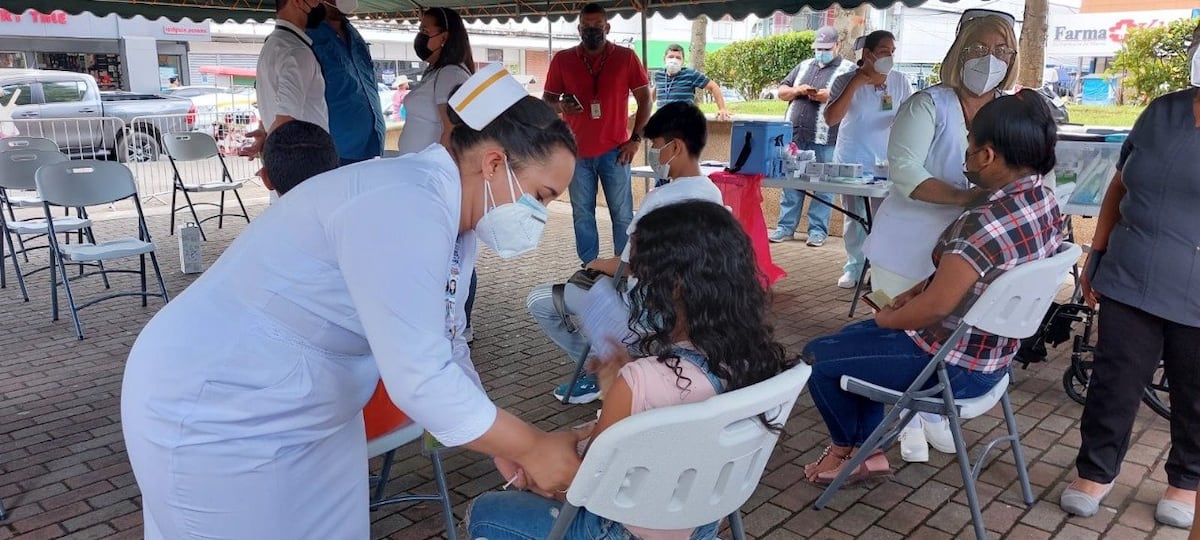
[816,50,835,65]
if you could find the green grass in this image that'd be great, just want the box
[1065,104,1144,127]
[696,100,1146,127]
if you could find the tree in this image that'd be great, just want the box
[1017,0,1049,88]
[832,5,868,62]
[1110,18,1196,103]
[690,16,709,72]
[707,31,815,100]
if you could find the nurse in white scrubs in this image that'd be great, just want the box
[120,64,581,539]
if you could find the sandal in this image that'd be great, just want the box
[814,450,892,486]
[804,445,851,482]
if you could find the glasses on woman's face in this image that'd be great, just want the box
[963,43,1016,61]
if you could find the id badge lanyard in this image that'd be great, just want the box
[444,240,463,340]
[580,46,610,120]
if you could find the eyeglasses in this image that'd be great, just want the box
[962,44,1017,60]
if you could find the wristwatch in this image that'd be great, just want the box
[628,133,642,143]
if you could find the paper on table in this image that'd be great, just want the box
[579,281,633,362]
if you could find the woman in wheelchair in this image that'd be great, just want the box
[466,201,794,540]
[801,90,1064,485]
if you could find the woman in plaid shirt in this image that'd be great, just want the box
[801,90,1064,485]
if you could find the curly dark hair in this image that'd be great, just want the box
[626,200,794,427]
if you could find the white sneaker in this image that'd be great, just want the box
[924,417,957,454]
[899,426,929,463]
[837,272,857,289]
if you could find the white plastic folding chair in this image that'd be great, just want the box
[0,149,92,302]
[36,160,170,339]
[161,132,250,241]
[547,362,814,540]
[813,243,1083,540]
[0,136,60,217]
[367,422,457,540]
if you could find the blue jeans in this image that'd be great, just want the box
[467,491,718,540]
[570,148,634,264]
[842,195,868,277]
[776,142,835,238]
[803,320,1005,447]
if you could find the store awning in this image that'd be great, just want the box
[199,65,257,77]
[8,0,950,24]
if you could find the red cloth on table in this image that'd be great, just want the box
[707,171,787,288]
[363,379,410,440]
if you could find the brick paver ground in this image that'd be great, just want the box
[0,185,1187,539]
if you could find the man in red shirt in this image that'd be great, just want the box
[544,3,651,265]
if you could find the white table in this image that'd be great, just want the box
[631,166,891,316]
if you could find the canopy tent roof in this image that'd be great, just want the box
[8,0,940,24]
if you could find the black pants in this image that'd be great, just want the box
[1077,298,1200,490]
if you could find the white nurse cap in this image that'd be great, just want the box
[449,63,529,130]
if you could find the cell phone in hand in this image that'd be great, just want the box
[861,290,893,313]
[561,93,583,111]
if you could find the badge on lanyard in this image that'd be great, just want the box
[590,101,602,119]
[881,92,894,111]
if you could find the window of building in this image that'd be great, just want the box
[43,81,88,103]
[0,52,25,69]
[714,22,734,40]
[1,83,32,106]
[487,49,504,62]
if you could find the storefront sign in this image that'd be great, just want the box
[163,25,210,36]
[1049,10,1193,57]
[0,9,68,25]
[0,10,209,42]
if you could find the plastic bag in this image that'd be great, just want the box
[708,171,787,287]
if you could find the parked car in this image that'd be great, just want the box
[0,69,195,162]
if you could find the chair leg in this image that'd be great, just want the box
[49,249,59,321]
[2,224,29,302]
[561,348,591,405]
[233,188,250,223]
[55,250,84,339]
[170,185,178,235]
[430,448,457,540]
[83,226,111,289]
[140,254,148,307]
[180,189,208,241]
[371,450,397,504]
[1001,391,1035,506]
[546,503,580,540]
[942,383,986,540]
[218,191,226,229]
[148,251,170,303]
[728,510,746,540]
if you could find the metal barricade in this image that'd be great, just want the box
[3,116,127,161]
[126,110,263,205]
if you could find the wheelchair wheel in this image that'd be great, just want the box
[1063,351,1171,421]
[1063,335,1091,406]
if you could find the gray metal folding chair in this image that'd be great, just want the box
[813,243,1083,540]
[547,363,814,540]
[367,422,457,540]
[0,149,93,302]
[161,132,250,241]
[36,160,170,339]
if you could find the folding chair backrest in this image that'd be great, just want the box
[0,150,68,191]
[567,362,813,530]
[35,160,137,208]
[961,242,1082,339]
[0,137,60,153]
[162,132,220,162]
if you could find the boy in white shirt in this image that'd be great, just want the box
[526,101,724,403]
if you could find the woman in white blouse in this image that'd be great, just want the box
[861,11,1020,463]
[823,30,914,290]
[397,6,476,154]
[121,66,581,539]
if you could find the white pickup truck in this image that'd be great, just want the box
[0,68,195,162]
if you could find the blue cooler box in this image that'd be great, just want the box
[728,120,792,177]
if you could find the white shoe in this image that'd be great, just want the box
[837,272,857,289]
[899,426,929,463]
[923,418,957,454]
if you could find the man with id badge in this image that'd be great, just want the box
[543,2,652,265]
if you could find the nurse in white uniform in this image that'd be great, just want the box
[120,64,581,539]
[863,11,1020,298]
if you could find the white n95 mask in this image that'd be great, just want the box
[665,58,683,75]
[475,158,548,259]
[873,55,894,75]
[962,55,1008,96]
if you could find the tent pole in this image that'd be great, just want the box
[547,2,553,58]
[640,2,648,64]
